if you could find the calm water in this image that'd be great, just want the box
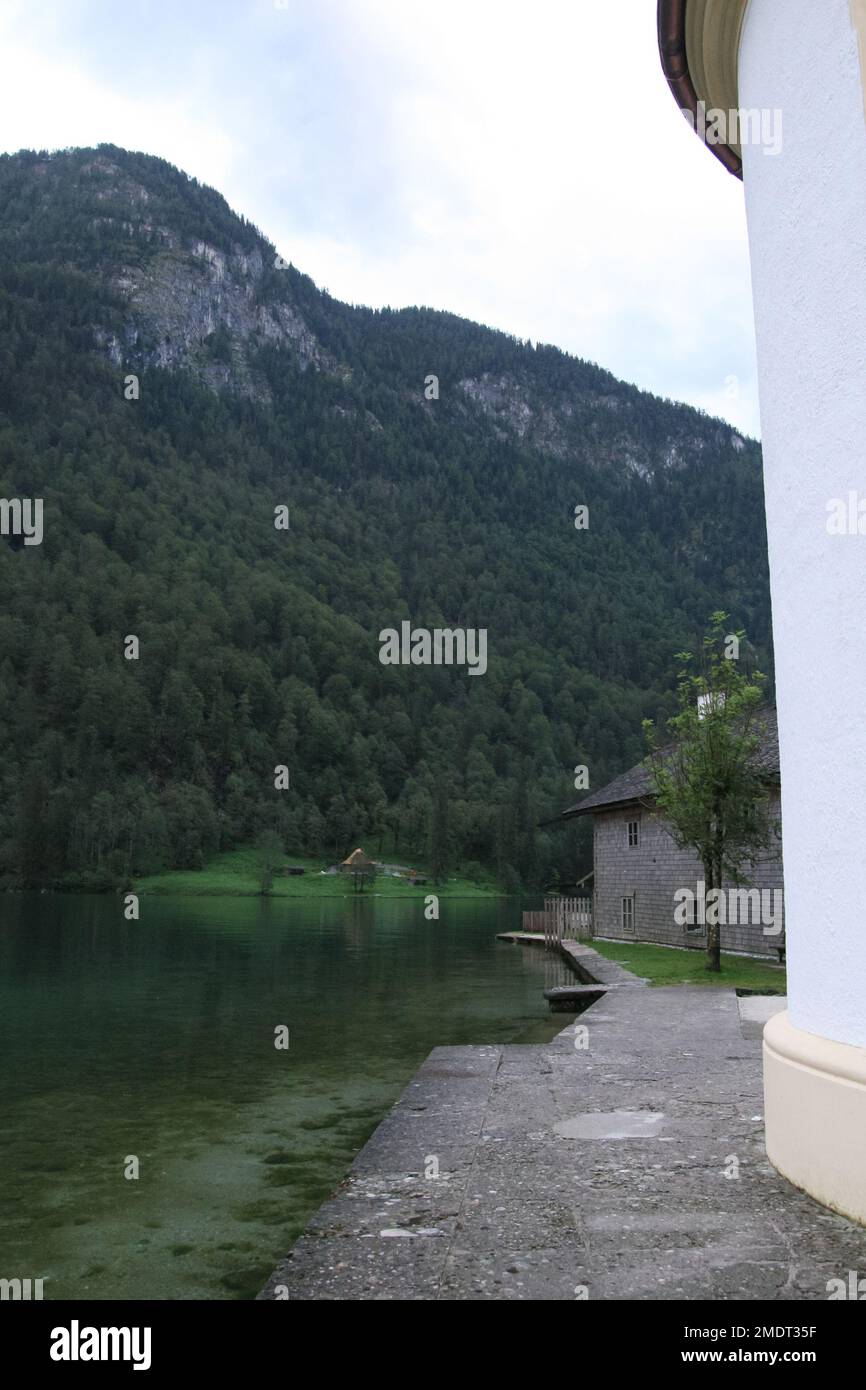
[0,894,572,1300]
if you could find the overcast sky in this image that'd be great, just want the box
[0,0,761,436]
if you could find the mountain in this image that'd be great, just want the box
[0,144,773,889]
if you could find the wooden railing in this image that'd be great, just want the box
[522,895,592,944]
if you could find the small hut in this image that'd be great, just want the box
[339,848,375,874]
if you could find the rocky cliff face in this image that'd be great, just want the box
[456,369,744,479]
[79,154,336,401]
[0,142,754,481]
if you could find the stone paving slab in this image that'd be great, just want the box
[258,946,866,1300]
[738,992,787,1039]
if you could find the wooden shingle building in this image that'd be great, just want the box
[561,709,784,958]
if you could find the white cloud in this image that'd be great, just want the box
[0,21,240,191]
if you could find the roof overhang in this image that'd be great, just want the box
[657,0,751,179]
[559,794,656,822]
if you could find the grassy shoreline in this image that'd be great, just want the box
[589,938,787,991]
[134,848,505,898]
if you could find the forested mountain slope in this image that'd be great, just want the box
[0,145,773,888]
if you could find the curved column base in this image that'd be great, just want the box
[764,1010,866,1225]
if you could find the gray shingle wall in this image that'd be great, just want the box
[592,791,784,957]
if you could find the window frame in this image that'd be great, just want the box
[682,892,705,935]
[622,894,635,935]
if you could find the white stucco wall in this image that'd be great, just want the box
[739,0,866,1047]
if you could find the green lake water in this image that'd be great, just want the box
[0,894,573,1300]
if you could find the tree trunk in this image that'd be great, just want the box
[705,854,721,973]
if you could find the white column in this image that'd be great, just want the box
[739,0,866,1222]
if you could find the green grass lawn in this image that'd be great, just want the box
[134,847,503,898]
[590,938,787,991]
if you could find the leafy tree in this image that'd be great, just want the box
[256,830,284,896]
[643,614,774,973]
[352,863,376,894]
[429,783,450,885]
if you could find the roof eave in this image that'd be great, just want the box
[560,793,656,822]
[657,0,744,180]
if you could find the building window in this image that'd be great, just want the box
[627,820,639,847]
[622,895,635,934]
[682,895,704,934]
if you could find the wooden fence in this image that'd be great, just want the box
[522,895,592,944]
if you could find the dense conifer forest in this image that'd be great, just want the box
[0,145,773,889]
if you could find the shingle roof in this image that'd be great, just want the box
[560,707,779,820]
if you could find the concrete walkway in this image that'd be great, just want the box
[259,946,866,1300]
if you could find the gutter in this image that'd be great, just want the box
[557,793,659,823]
[657,0,743,179]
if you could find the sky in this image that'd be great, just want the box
[0,0,761,437]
